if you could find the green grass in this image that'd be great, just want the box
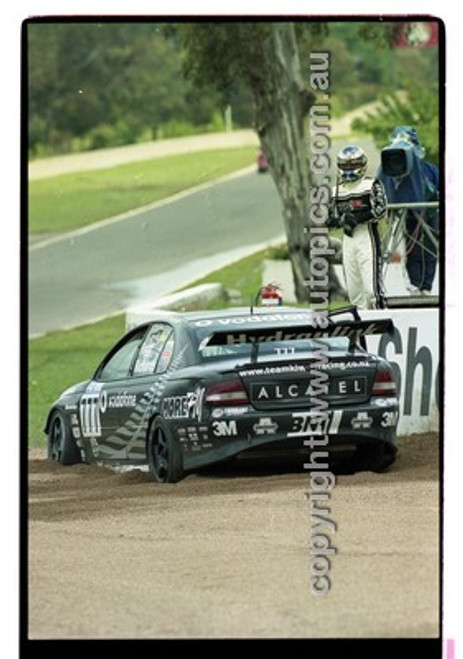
[182,246,279,309]
[29,315,126,447]
[29,146,256,235]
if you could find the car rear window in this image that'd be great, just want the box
[193,327,350,362]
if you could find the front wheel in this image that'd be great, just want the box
[147,417,184,483]
[47,410,82,465]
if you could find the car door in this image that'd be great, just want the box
[79,327,148,459]
[117,323,175,460]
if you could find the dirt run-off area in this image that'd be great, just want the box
[27,433,440,640]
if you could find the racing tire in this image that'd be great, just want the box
[147,416,184,483]
[47,410,82,465]
[356,443,396,474]
[370,453,397,473]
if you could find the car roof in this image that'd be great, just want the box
[139,306,320,327]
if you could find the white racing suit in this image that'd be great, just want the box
[329,177,387,309]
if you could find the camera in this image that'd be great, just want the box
[381,127,424,178]
[381,143,415,177]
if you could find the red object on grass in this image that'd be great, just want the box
[260,283,283,306]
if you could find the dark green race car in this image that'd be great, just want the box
[45,305,399,482]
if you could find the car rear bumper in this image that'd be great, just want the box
[178,398,399,471]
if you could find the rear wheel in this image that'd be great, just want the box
[47,410,82,465]
[356,443,396,473]
[147,417,184,483]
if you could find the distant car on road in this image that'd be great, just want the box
[257,148,269,173]
[45,306,399,482]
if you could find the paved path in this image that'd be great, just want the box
[28,130,260,181]
[29,102,378,181]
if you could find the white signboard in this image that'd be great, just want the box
[362,308,439,435]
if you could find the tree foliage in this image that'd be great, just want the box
[27,20,440,159]
[352,81,440,165]
[27,21,225,155]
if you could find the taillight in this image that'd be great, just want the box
[372,367,397,396]
[204,380,249,405]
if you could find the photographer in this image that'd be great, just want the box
[326,145,387,309]
[377,126,439,295]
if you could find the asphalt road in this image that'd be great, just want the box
[28,170,283,337]
[28,136,378,337]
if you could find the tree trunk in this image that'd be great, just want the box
[252,23,344,303]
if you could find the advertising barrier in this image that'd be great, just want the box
[362,307,440,435]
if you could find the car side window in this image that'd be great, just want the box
[132,323,174,376]
[156,335,175,373]
[98,330,146,381]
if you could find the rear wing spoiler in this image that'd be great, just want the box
[202,318,394,348]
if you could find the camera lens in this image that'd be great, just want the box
[382,148,407,176]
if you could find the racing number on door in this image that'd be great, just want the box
[79,390,106,437]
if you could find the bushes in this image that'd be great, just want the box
[352,81,440,166]
[28,113,233,159]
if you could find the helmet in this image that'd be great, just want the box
[337,145,368,182]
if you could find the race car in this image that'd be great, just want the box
[45,305,399,482]
[257,148,269,173]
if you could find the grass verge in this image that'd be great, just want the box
[29,315,126,447]
[29,146,256,235]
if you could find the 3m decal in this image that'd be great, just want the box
[380,411,399,428]
[212,420,238,437]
